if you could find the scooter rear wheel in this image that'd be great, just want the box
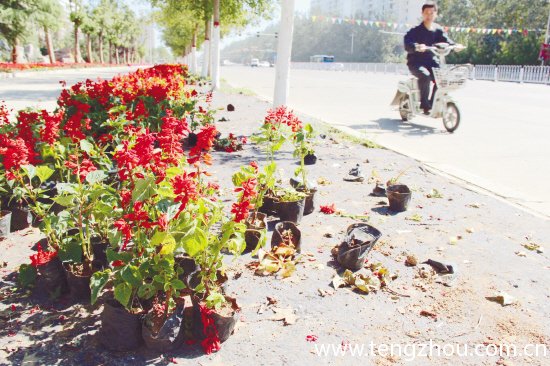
[443,102,460,133]
[399,96,410,121]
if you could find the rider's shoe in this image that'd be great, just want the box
[422,108,431,115]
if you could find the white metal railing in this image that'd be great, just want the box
[291,62,550,85]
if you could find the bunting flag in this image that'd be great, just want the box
[305,15,544,37]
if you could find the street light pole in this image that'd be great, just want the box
[543,2,550,65]
[273,0,296,107]
[351,32,355,54]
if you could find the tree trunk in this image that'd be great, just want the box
[108,41,112,64]
[45,27,56,64]
[202,17,211,78]
[11,38,19,64]
[74,25,81,63]
[274,0,296,107]
[86,34,93,63]
[99,33,104,63]
[191,25,198,73]
[115,47,120,64]
[211,0,221,90]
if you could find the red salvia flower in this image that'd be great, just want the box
[158,110,189,165]
[231,200,253,223]
[64,153,97,181]
[171,172,199,217]
[198,304,221,355]
[29,243,58,268]
[39,109,62,145]
[114,219,132,249]
[111,260,125,267]
[320,204,337,215]
[0,136,31,180]
[189,124,218,164]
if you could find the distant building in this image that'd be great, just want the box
[311,0,425,25]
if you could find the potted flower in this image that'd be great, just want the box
[232,161,276,252]
[292,123,317,215]
[272,187,307,224]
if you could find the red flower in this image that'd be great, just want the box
[320,204,336,215]
[189,125,218,164]
[306,334,318,342]
[111,260,125,267]
[114,219,132,249]
[156,213,169,231]
[64,153,97,181]
[29,243,58,268]
[198,304,221,354]
[158,110,188,165]
[39,110,62,145]
[264,106,303,132]
[249,161,259,173]
[171,172,199,217]
[231,200,253,223]
[0,136,32,180]
[0,102,10,125]
[235,178,257,199]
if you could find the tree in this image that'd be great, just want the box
[0,0,35,63]
[81,6,98,63]
[33,0,63,64]
[68,0,86,62]
[91,0,116,63]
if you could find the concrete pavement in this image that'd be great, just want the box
[221,66,550,218]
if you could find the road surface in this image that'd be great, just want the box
[0,66,138,112]
[222,65,550,218]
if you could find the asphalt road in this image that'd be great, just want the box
[222,65,550,218]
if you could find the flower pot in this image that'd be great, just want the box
[142,304,185,352]
[298,188,317,216]
[271,221,302,253]
[0,210,12,239]
[63,263,93,302]
[259,194,276,215]
[337,223,382,271]
[175,255,198,288]
[244,212,267,253]
[187,132,198,148]
[192,296,240,343]
[273,198,306,224]
[36,257,68,297]
[99,298,144,351]
[8,203,31,232]
[304,153,317,165]
[386,185,412,213]
[92,238,109,269]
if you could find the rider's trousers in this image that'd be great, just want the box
[408,65,437,110]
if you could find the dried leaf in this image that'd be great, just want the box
[270,307,298,325]
[487,292,517,306]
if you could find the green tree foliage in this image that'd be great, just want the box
[438,0,550,65]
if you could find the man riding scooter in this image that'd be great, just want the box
[404,3,464,115]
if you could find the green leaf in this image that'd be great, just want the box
[80,139,94,154]
[114,282,132,308]
[159,242,176,256]
[150,231,168,246]
[85,170,106,185]
[21,165,36,180]
[121,265,142,288]
[18,264,37,288]
[58,240,83,263]
[137,283,156,299]
[90,270,110,305]
[52,195,75,207]
[56,183,77,195]
[132,177,156,203]
[182,229,207,257]
[36,166,54,183]
[171,278,185,290]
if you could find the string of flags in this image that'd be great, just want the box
[298,14,545,37]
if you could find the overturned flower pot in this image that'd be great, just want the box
[142,304,186,352]
[304,153,317,165]
[337,223,382,271]
[99,297,144,351]
[271,221,302,253]
[386,184,412,212]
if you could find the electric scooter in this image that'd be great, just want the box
[391,43,471,133]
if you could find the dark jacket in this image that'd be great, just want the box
[404,22,454,67]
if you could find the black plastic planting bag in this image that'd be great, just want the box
[337,223,382,271]
[36,257,68,297]
[142,304,185,352]
[99,299,143,351]
[271,221,302,253]
[274,198,305,224]
[386,184,412,212]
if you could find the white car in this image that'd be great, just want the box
[259,61,271,67]
[250,58,259,67]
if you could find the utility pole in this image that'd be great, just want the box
[273,0,296,107]
[543,1,550,66]
[351,32,355,55]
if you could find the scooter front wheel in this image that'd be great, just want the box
[443,102,460,133]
